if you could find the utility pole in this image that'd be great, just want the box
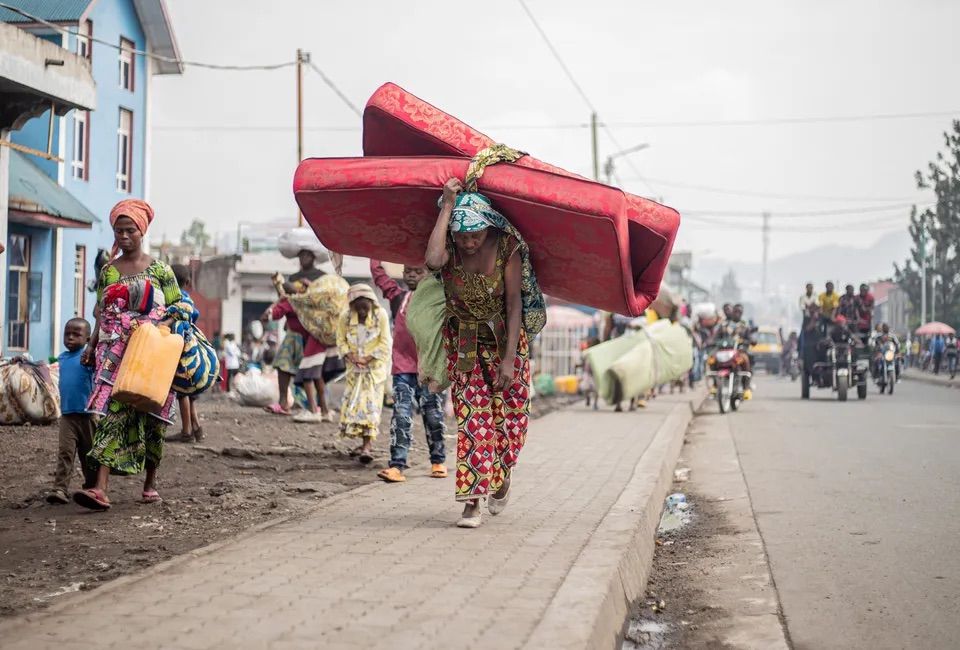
[296,48,309,226]
[590,112,599,181]
[920,225,927,324]
[761,212,770,298]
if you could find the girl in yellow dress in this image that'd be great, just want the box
[336,284,392,463]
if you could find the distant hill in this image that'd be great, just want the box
[690,230,911,300]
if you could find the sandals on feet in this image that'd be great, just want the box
[73,488,110,511]
[263,403,291,416]
[141,489,162,504]
[430,464,448,479]
[377,467,406,483]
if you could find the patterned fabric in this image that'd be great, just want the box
[274,331,304,375]
[88,260,180,475]
[285,274,350,345]
[450,330,530,501]
[166,290,219,395]
[336,305,392,438]
[445,190,546,338]
[463,144,526,192]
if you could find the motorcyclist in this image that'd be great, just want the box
[945,333,958,378]
[725,303,756,399]
[873,323,902,381]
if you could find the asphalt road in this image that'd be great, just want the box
[722,375,960,650]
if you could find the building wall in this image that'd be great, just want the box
[5,0,150,357]
[4,224,54,359]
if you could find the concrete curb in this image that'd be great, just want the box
[524,391,701,650]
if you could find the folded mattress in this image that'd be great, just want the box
[293,83,681,316]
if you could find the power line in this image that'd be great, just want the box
[682,202,923,218]
[517,0,596,113]
[618,175,925,203]
[0,2,296,70]
[307,61,363,117]
[608,110,959,129]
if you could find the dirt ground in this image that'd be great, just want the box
[0,389,575,618]
[622,490,736,650]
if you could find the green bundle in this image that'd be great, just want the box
[407,275,451,392]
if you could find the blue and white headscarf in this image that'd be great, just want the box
[443,191,547,337]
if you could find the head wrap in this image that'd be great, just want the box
[450,192,497,233]
[347,283,378,304]
[109,199,154,259]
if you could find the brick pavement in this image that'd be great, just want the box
[0,396,693,650]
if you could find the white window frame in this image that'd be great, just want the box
[73,245,86,317]
[116,108,133,193]
[119,36,134,91]
[7,234,31,350]
[71,110,89,180]
[77,19,92,60]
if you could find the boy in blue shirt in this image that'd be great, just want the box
[46,318,97,504]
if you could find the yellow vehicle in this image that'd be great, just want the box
[750,327,784,374]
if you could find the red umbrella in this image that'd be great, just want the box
[915,321,956,336]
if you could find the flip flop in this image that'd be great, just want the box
[263,403,291,416]
[73,488,110,511]
[358,451,374,465]
[141,489,162,504]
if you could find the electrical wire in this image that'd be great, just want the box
[307,61,363,117]
[0,2,296,70]
[607,110,960,129]
[682,203,926,218]
[617,176,925,203]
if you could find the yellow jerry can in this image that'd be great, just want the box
[112,323,184,412]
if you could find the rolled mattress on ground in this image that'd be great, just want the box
[583,333,645,404]
[292,82,680,316]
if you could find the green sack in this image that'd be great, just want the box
[407,275,451,392]
[534,373,556,396]
[583,332,644,403]
[607,321,694,403]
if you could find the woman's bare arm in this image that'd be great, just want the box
[425,178,462,270]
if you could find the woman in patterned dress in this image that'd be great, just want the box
[425,178,545,528]
[74,200,182,511]
[336,283,392,463]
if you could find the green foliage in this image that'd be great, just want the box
[894,120,960,327]
[180,219,211,254]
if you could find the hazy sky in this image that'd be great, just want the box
[149,0,959,269]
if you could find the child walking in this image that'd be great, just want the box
[46,319,97,504]
[370,260,447,482]
[336,284,391,464]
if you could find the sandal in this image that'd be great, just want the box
[193,426,205,442]
[377,467,406,483]
[73,488,111,511]
[141,489,162,504]
[430,464,448,479]
[263,403,291,416]
[358,451,374,465]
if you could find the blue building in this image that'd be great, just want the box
[1,0,181,359]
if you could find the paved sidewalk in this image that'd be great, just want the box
[0,395,695,650]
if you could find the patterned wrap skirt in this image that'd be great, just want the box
[448,329,531,501]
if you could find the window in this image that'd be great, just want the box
[6,234,30,350]
[71,110,90,180]
[77,20,92,60]
[73,246,86,317]
[116,108,133,192]
[119,37,134,91]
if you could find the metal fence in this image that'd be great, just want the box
[532,325,590,378]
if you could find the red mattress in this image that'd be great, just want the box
[294,83,681,316]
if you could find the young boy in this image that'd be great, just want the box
[370,259,447,483]
[46,318,97,504]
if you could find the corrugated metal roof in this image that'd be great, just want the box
[0,0,92,24]
[8,150,98,225]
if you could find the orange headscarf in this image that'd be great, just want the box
[109,199,154,258]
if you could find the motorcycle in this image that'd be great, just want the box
[874,340,897,395]
[706,336,751,414]
[802,336,851,401]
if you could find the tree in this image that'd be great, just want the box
[894,120,960,327]
[180,219,211,255]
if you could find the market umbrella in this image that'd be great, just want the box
[915,321,956,336]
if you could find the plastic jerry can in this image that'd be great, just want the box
[112,323,184,412]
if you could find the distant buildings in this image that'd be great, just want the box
[1,0,181,359]
[870,281,910,336]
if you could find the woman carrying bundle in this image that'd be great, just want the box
[425,176,545,528]
[75,200,182,511]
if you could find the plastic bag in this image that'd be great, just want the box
[277,227,330,263]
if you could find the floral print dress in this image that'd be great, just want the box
[336,305,392,439]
